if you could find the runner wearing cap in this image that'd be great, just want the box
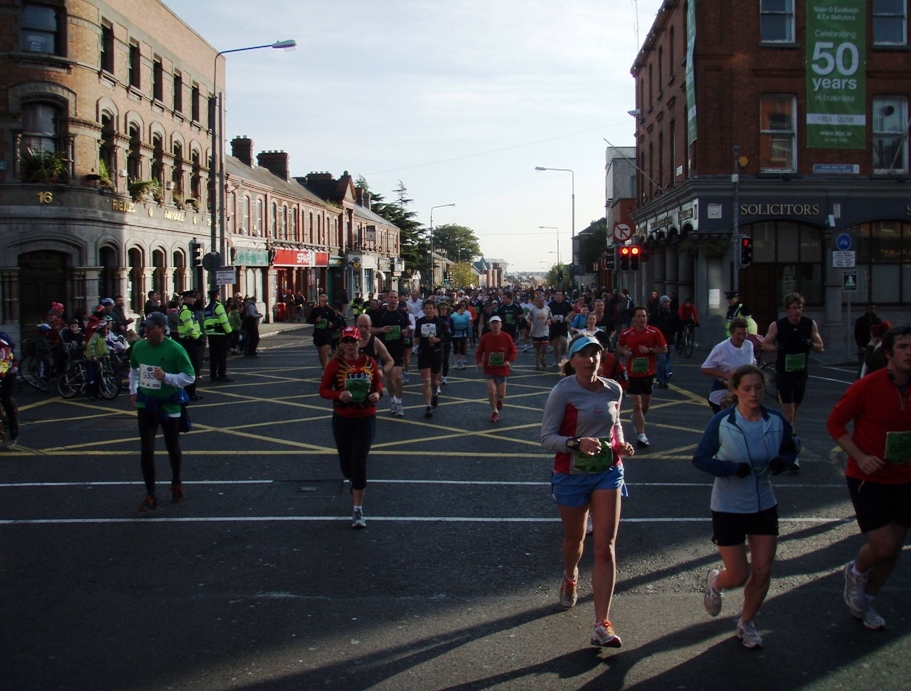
[476,315,517,423]
[725,291,750,337]
[616,306,668,448]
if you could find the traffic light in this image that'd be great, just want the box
[739,237,753,268]
[619,246,631,271]
[630,245,641,271]
[557,270,564,282]
[190,242,202,267]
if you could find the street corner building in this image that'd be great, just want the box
[0,0,403,346]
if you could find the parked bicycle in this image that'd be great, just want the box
[57,356,121,400]
[18,354,63,392]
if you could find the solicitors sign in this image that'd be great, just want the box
[806,1,866,149]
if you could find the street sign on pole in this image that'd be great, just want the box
[843,270,857,292]
[833,250,855,267]
[216,266,236,286]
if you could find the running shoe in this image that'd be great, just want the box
[591,620,622,648]
[351,507,366,529]
[636,433,650,448]
[853,598,886,630]
[424,406,433,419]
[402,371,410,384]
[390,400,397,416]
[490,411,499,423]
[704,569,722,617]
[441,377,448,385]
[431,392,439,408]
[496,398,503,410]
[560,573,578,609]
[395,402,405,417]
[791,458,801,472]
[585,513,593,535]
[171,483,184,503]
[138,495,158,512]
[843,561,867,617]
[736,619,763,649]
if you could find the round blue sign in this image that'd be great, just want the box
[836,233,852,251]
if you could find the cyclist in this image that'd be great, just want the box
[676,296,700,350]
[0,331,20,444]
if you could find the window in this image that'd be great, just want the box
[759,95,796,171]
[856,221,911,303]
[271,201,277,236]
[290,208,297,241]
[190,151,201,200]
[760,0,794,43]
[129,41,141,89]
[242,195,250,234]
[873,0,907,46]
[127,125,141,179]
[173,71,183,113]
[151,133,163,183]
[99,112,115,174]
[750,221,823,304]
[282,205,288,240]
[255,199,263,235]
[153,57,163,101]
[21,103,60,153]
[21,3,60,54]
[172,142,183,194]
[191,83,200,122]
[873,96,908,172]
[100,22,114,73]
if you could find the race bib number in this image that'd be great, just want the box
[571,438,614,474]
[316,318,328,330]
[631,356,649,374]
[344,377,370,403]
[421,323,437,337]
[139,365,161,390]
[386,325,401,340]
[884,431,911,464]
[488,352,505,366]
[553,315,563,323]
[505,314,515,324]
[784,352,806,372]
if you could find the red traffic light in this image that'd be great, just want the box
[630,246,640,256]
[620,247,631,257]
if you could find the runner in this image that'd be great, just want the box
[616,306,667,448]
[548,291,573,367]
[527,294,553,371]
[307,294,343,369]
[414,301,449,419]
[496,291,525,344]
[476,316,517,422]
[370,291,411,417]
[700,318,755,414]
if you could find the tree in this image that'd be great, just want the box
[545,262,569,291]
[429,224,482,264]
[450,261,475,289]
[577,218,608,269]
[356,178,425,276]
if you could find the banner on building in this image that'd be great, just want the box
[806,0,866,149]
[272,248,330,267]
[686,0,697,145]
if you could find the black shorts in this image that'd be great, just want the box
[711,505,779,546]
[313,331,334,348]
[418,349,443,373]
[385,345,405,368]
[628,376,654,396]
[776,370,808,405]
[846,477,911,533]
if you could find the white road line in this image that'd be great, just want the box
[0,516,854,526]
[0,480,847,488]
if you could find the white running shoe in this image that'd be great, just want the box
[843,561,867,617]
[351,507,366,529]
[853,597,886,630]
[736,619,763,649]
[591,620,622,648]
[636,433,650,448]
[442,376,448,385]
[703,569,722,617]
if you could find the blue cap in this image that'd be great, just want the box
[567,335,604,358]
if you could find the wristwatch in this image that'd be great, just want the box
[567,437,581,450]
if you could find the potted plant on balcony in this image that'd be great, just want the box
[20,148,68,183]
[128,178,161,203]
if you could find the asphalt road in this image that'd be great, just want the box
[2,330,908,690]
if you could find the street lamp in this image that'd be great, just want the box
[534,166,575,288]
[429,203,455,290]
[210,39,296,289]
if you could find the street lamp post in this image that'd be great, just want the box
[539,225,561,291]
[210,39,296,290]
[534,166,575,288]
[428,203,455,291]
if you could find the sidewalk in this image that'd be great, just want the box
[258,319,311,339]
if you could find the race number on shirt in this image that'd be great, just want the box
[421,323,437,337]
[139,364,162,389]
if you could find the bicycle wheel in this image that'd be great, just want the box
[684,329,695,358]
[57,363,85,399]
[675,333,684,356]
[19,356,52,392]
[761,363,778,400]
[99,361,121,400]
[0,412,9,450]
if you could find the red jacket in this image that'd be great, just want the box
[476,330,517,377]
[319,354,383,418]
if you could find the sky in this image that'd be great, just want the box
[162,0,665,272]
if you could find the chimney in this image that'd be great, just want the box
[257,150,291,181]
[231,135,253,166]
[355,187,371,209]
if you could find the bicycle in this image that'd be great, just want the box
[758,354,778,400]
[18,354,62,392]
[676,321,696,359]
[57,356,121,400]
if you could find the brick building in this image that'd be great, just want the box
[0,0,401,343]
[627,1,911,346]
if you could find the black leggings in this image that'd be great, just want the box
[331,413,375,491]
[1,371,18,431]
[137,407,182,496]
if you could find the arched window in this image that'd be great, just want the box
[191,150,201,201]
[171,142,183,195]
[151,133,164,183]
[255,199,263,236]
[282,204,288,240]
[270,201,277,237]
[242,195,251,234]
[22,102,61,154]
[290,207,297,241]
[127,124,141,180]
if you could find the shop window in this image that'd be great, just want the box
[760,0,794,43]
[21,3,61,55]
[873,96,908,172]
[22,102,61,153]
[851,222,911,304]
[873,0,907,46]
[744,221,822,304]
[759,95,796,171]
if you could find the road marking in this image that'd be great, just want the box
[0,516,854,526]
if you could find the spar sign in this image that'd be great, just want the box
[806,1,866,149]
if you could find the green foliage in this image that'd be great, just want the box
[430,224,481,264]
[450,261,475,289]
[128,178,161,202]
[577,218,608,267]
[358,178,425,276]
[20,148,68,183]
[545,262,570,291]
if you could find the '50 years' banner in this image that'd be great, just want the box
[806,1,866,149]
